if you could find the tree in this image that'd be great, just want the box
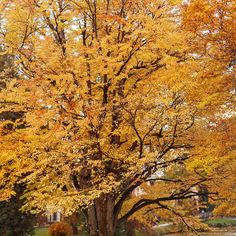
[190,116,236,217]
[182,0,236,217]
[0,0,233,235]
[183,0,236,67]
[0,35,36,236]
[0,184,36,236]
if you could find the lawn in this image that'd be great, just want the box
[204,218,236,227]
[34,227,49,236]
[34,227,84,236]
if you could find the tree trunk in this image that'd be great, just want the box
[87,195,116,236]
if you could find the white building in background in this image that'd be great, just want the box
[46,210,62,223]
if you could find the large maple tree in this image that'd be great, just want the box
[0,0,234,235]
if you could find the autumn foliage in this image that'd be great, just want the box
[0,0,235,235]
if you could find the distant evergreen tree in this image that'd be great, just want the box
[0,48,35,236]
[0,184,36,236]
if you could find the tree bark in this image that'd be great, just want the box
[87,195,116,236]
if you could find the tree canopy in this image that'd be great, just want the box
[0,0,235,235]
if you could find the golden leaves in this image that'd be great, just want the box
[0,0,234,220]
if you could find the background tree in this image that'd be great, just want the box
[0,0,234,235]
[0,26,36,236]
[190,116,236,217]
[183,0,236,67]
[0,184,36,236]
[183,0,236,217]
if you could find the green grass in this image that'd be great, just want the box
[34,227,85,236]
[204,218,236,227]
[34,228,49,236]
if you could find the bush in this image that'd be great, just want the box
[48,222,73,236]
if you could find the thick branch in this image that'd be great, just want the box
[118,190,217,223]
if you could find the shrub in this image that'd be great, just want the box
[48,222,73,236]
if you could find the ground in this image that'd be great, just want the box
[34,218,236,236]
